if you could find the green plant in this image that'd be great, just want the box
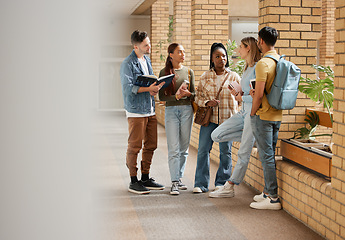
[156,40,166,61]
[294,64,334,139]
[294,111,319,139]
[167,16,173,43]
[226,39,245,76]
[298,64,334,124]
[156,16,174,62]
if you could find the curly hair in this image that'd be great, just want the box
[131,30,148,45]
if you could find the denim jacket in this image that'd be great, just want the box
[120,50,155,114]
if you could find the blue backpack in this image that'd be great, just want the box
[265,55,301,110]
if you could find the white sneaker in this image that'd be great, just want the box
[250,197,281,210]
[253,192,268,202]
[193,187,203,193]
[209,182,235,198]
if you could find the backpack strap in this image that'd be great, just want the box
[264,54,279,62]
[263,54,281,95]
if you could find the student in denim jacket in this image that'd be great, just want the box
[120,30,165,194]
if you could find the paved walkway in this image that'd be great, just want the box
[94,112,325,240]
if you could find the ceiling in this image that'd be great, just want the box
[107,0,155,16]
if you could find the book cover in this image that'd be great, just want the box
[228,81,243,95]
[176,80,189,99]
[135,74,175,89]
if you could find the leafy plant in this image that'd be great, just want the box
[156,40,166,61]
[294,111,319,139]
[298,64,334,124]
[156,16,174,62]
[167,16,173,43]
[226,39,245,76]
[294,64,334,139]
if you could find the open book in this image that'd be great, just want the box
[135,74,175,89]
[228,81,243,95]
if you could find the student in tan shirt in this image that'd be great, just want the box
[249,26,282,210]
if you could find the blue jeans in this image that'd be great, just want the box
[211,103,255,185]
[250,115,281,198]
[165,105,194,182]
[194,122,232,192]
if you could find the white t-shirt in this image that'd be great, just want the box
[215,75,222,91]
[138,57,149,75]
[126,57,155,118]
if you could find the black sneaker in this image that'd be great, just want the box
[141,178,165,190]
[170,182,179,195]
[128,181,150,194]
[178,179,187,190]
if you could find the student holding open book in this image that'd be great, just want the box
[209,37,261,198]
[158,43,195,195]
[120,30,165,195]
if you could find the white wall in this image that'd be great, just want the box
[98,15,151,111]
[230,20,259,48]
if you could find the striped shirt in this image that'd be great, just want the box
[195,68,241,125]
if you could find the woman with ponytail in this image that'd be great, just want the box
[158,43,195,196]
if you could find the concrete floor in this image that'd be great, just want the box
[94,112,325,240]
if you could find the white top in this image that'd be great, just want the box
[138,57,149,75]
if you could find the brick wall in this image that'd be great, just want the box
[320,0,336,69]
[191,0,228,81]
[315,0,336,145]
[151,0,170,122]
[258,0,322,147]
[331,0,345,238]
[173,0,192,67]
[189,0,229,151]
[151,0,170,76]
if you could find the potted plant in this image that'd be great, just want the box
[280,64,334,178]
[299,65,334,124]
[226,40,245,76]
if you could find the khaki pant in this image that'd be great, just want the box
[126,115,157,177]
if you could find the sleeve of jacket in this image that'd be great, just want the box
[120,60,140,95]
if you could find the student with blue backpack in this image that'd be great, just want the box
[249,26,285,210]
